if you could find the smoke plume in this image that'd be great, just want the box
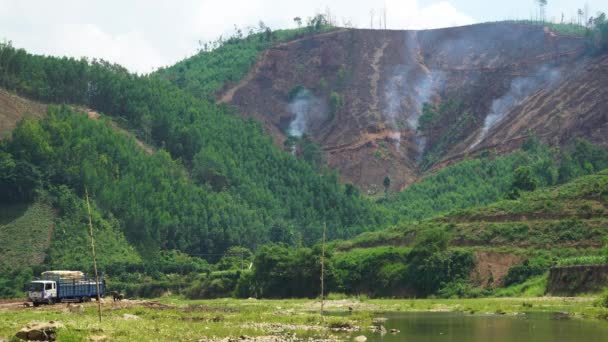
[383,31,444,154]
[287,88,327,137]
[469,66,561,150]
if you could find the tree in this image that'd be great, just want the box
[369,9,375,29]
[508,165,537,199]
[293,17,302,28]
[536,0,548,22]
[329,91,343,117]
[382,6,387,30]
[307,14,328,31]
[578,9,584,26]
[383,176,391,195]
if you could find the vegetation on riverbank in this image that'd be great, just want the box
[1,296,607,341]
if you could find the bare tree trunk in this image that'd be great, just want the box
[370,9,375,29]
[86,187,102,323]
[383,6,387,30]
[320,221,326,317]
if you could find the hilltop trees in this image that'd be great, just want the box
[587,12,608,54]
[155,16,334,100]
[536,0,548,22]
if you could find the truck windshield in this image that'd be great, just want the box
[28,282,45,291]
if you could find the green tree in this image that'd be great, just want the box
[512,166,537,193]
[383,176,391,195]
[329,91,343,119]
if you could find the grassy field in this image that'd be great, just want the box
[1,296,607,341]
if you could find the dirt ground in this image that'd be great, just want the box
[0,298,158,312]
[470,251,525,288]
[0,89,46,139]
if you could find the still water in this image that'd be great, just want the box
[359,312,608,342]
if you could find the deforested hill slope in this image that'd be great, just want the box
[0,88,46,138]
[201,22,606,192]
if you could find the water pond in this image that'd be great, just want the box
[358,312,608,342]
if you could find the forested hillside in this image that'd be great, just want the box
[0,41,390,261]
[231,169,608,299]
[385,137,608,222]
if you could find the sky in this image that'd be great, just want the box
[1,0,605,73]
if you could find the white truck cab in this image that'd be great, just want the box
[28,280,58,306]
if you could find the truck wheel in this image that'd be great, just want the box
[83,296,91,302]
[48,299,55,305]
[33,302,40,307]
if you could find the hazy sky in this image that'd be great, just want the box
[1,0,605,73]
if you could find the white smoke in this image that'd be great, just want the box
[469,66,561,150]
[287,89,327,137]
[383,57,444,153]
[383,31,444,155]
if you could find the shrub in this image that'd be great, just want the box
[184,270,241,299]
[503,257,551,286]
[596,288,608,308]
[437,280,486,298]
[329,91,344,119]
[288,85,306,102]
[234,270,255,298]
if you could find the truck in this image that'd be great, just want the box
[27,271,105,306]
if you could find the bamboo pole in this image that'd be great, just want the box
[85,187,102,323]
[320,221,326,317]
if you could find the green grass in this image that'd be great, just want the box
[0,298,371,341]
[0,201,54,272]
[1,297,607,341]
[494,274,548,297]
[556,255,607,267]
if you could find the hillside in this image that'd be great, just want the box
[0,18,607,300]
[166,22,606,192]
[326,169,608,294]
[340,169,608,250]
[0,38,392,269]
[211,169,606,300]
[0,88,46,138]
[0,202,54,272]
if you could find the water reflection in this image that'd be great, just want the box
[362,312,608,342]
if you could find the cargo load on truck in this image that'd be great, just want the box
[27,270,105,306]
[41,270,84,280]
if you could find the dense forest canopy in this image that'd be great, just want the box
[0,40,389,257]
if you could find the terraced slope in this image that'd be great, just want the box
[331,169,608,285]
